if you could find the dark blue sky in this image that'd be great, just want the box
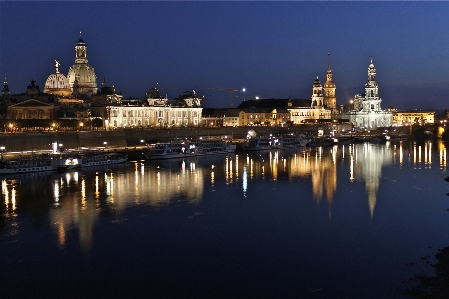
[1,1,448,110]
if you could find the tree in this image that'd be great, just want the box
[0,96,7,119]
[92,118,103,131]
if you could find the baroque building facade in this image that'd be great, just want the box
[105,89,203,129]
[289,77,331,125]
[390,109,434,126]
[7,80,59,120]
[348,57,392,130]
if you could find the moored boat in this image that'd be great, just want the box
[0,158,54,175]
[244,135,273,151]
[194,140,236,155]
[281,134,310,148]
[77,151,128,167]
[0,154,81,175]
[143,140,194,160]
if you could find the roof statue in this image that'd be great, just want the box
[55,60,60,73]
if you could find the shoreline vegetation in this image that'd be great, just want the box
[404,176,449,298]
[404,246,449,298]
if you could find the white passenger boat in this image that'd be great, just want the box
[0,154,81,175]
[78,152,128,168]
[0,158,54,175]
[143,140,194,160]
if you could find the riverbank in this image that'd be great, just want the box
[0,126,318,152]
[0,124,422,153]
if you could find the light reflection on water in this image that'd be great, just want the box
[1,140,449,298]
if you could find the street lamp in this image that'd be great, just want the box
[0,146,5,160]
[9,123,12,133]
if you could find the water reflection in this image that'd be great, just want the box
[0,140,444,253]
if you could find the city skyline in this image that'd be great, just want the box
[1,1,448,110]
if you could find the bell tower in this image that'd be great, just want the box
[365,56,378,99]
[323,53,336,110]
[362,56,382,113]
[311,76,323,108]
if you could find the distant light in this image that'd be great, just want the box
[242,88,246,92]
[255,96,259,100]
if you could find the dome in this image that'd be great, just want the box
[44,60,72,97]
[67,64,98,97]
[313,76,322,86]
[45,73,69,89]
[68,34,98,97]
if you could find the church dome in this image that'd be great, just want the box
[313,76,322,87]
[44,60,72,97]
[67,33,98,97]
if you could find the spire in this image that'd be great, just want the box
[328,53,330,70]
[2,74,10,96]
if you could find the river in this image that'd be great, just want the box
[1,140,448,298]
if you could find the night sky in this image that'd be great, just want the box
[1,1,448,110]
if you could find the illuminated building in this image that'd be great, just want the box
[105,89,203,128]
[348,57,392,130]
[391,109,434,126]
[289,77,331,124]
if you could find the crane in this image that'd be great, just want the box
[234,94,255,102]
[198,87,245,108]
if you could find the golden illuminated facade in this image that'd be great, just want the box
[238,108,291,126]
[391,110,434,126]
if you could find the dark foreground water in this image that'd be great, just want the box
[2,140,449,298]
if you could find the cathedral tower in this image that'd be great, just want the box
[323,53,336,110]
[348,56,392,130]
